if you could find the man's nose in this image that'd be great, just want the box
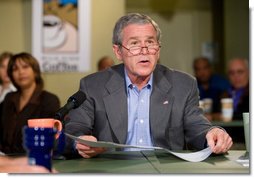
[140,46,149,55]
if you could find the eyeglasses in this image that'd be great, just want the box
[120,44,161,56]
[228,69,246,76]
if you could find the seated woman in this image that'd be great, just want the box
[0,52,60,154]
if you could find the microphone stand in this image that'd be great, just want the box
[52,90,86,160]
[52,114,67,160]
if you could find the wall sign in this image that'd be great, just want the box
[32,0,91,72]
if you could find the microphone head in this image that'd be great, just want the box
[67,90,86,108]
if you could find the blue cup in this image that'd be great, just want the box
[23,126,58,171]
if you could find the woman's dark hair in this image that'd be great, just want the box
[7,52,43,90]
[0,52,13,64]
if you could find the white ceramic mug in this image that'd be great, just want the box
[203,98,213,114]
[221,98,233,122]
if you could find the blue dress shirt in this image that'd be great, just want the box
[124,69,153,151]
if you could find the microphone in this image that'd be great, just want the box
[53,91,86,160]
[55,90,86,120]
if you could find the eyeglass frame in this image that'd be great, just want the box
[119,43,161,56]
[228,69,247,76]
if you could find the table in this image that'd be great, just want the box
[53,150,249,174]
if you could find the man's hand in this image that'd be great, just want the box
[76,135,107,158]
[206,127,233,154]
[0,165,51,173]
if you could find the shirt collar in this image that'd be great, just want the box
[124,67,153,91]
[10,85,43,110]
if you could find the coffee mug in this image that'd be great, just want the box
[28,118,62,138]
[220,98,233,122]
[23,126,57,171]
[203,98,213,114]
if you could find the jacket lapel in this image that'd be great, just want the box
[150,66,174,145]
[103,65,128,144]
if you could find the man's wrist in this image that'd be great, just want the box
[208,126,226,133]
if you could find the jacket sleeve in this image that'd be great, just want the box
[183,78,212,150]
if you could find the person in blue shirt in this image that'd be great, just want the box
[193,57,230,113]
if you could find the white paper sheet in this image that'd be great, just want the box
[163,147,212,162]
[65,133,212,162]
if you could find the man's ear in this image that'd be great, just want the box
[112,45,123,61]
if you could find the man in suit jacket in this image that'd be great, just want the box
[65,13,232,158]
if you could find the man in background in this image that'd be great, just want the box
[97,56,115,71]
[221,58,249,147]
[193,56,230,113]
[226,58,249,120]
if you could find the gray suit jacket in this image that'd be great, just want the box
[65,64,212,153]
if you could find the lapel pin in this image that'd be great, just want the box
[163,101,169,104]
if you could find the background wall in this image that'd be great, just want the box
[126,0,249,75]
[0,0,248,106]
[224,0,249,66]
[126,0,212,75]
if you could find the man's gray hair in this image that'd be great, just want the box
[228,58,249,70]
[112,13,161,45]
